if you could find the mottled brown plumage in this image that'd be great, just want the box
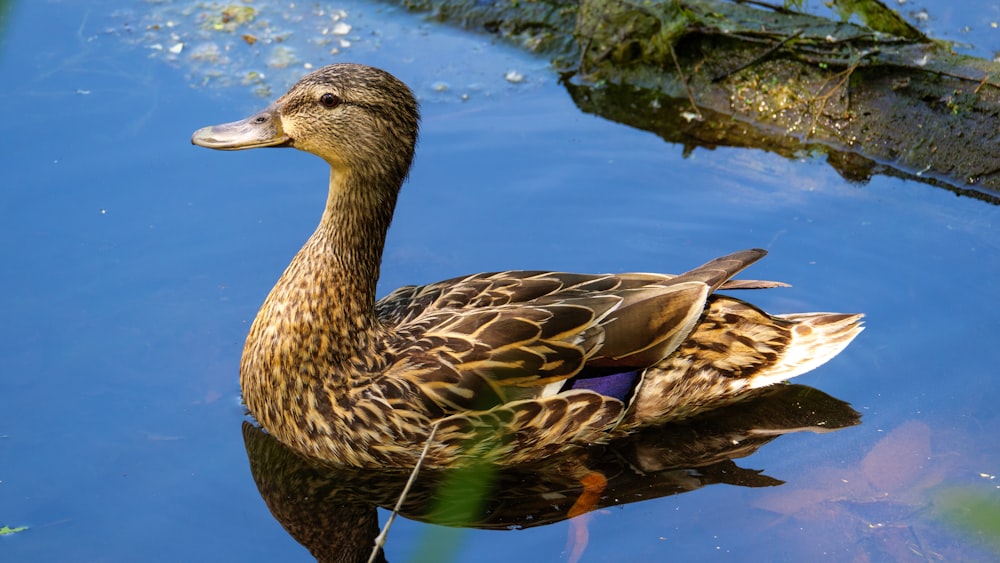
[242,385,861,557]
[192,63,864,469]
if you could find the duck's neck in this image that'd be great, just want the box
[310,167,397,323]
[247,167,400,369]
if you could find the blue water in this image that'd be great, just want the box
[2,0,1000,561]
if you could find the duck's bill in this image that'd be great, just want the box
[191,104,290,150]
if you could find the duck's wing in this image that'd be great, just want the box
[384,294,622,412]
[375,250,779,326]
[376,271,626,327]
[379,249,770,416]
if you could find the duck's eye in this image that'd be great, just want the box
[319,93,341,108]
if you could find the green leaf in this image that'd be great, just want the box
[831,0,926,41]
[0,525,28,536]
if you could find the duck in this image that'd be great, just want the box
[191,63,863,470]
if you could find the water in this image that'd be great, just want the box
[2,0,999,560]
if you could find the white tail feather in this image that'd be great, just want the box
[748,313,865,389]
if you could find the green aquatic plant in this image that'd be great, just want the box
[830,0,925,41]
[934,486,1000,554]
[0,525,28,536]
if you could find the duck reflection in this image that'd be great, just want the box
[242,384,859,562]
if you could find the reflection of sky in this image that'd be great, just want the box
[2,0,1000,561]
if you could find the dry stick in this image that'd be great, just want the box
[807,51,871,135]
[974,73,991,95]
[368,420,442,563]
[668,43,703,121]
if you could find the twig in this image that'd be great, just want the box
[974,73,991,95]
[668,43,703,121]
[806,49,875,135]
[712,29,804,82]
[368,420,442,563]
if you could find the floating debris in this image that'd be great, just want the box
[504,70,524,83]
[680,111,701,123]
[115,0,537,99]
[242,70,266,85]
[117,1,363,96]
[189,42,225,63]
[267,45,298,69]
[204,4,257,32]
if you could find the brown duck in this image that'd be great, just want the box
[192,63,863,469]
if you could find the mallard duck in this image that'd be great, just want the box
[192,63,863,470]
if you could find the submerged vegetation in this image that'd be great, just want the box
[935,487,1000,554]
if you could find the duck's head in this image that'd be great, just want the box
[192,63,419,185]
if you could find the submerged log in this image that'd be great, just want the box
[396,0,1000,201]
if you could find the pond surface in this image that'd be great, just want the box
[2,0,1000,561]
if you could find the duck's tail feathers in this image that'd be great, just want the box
[621,298,863,427]
[748,311,865,389]
[665,248,768,293]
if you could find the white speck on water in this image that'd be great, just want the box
[504,70,524,83]
[168,42,184,54]
[331,22,351,35]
